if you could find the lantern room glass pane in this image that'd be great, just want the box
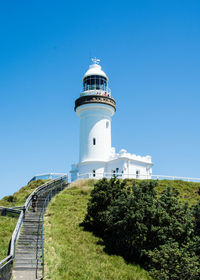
[83,75,108,92]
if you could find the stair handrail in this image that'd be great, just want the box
[0,175,67,275]
[0,207,21,215]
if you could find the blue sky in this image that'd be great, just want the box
[0,0,200,198]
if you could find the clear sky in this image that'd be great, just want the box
[0,0,200,198]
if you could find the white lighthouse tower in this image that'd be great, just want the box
[70,59,153,181]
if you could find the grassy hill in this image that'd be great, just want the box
[44,178,200,280]
[0,179,47,207]
[44,180,153,280]
[0,179,47,261]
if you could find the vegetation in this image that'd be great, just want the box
[124,179,200,205]
[0,216,17,260]
[0,179,47,261]
[83,178,200,280]
[1,177,199,277]
[0,179,47,207]
[44,179,152,280]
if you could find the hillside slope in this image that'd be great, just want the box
[0,179,47,207]
[44,180,153,280]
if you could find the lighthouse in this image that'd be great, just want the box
[70,59,153,181]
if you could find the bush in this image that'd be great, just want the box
[147,241,200,280]
[83,177,128,235]
[103,180,158,261]
[83,178,200,279]
[5,195,16,203]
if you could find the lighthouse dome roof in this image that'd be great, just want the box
[83,58,108,80]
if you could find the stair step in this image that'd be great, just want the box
[16,250,42,254]
[21,227,42,229]
[15,254,40,258]
[17,244,42,247]
[23,220,42,222]
[15,259,42,264]
[17,240,42,244]
[18,236,42,240]
[20,233,42,236]
[17,245,42,250]
[13,265,42,270]
[17,243,42,247]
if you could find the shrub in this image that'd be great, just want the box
[103,180,158,262]
[5,195,16,203]
[83,178,200,279]
[146,241,200,280]
[83,177,128,234]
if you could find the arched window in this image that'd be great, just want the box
[93,138,96,145]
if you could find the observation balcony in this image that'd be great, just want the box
[80,88,111,97]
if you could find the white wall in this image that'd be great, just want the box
[76,103,115,162]
[78,161,106,179]
[71,156,152,181]
[106,158,152,179]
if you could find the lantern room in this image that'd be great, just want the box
[81,58,111,97]
[83,75,108,92]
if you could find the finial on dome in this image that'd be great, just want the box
[91,57,100,65]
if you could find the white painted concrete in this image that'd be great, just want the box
[76,103,115,162]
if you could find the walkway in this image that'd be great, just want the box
[12,193,47,280]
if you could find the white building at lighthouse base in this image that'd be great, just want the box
[70,148,153,181]
[71,148,152,181]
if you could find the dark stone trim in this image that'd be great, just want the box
[75,95,116,111]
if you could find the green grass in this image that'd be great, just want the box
[155,179,200,204]
[0,179,47,261]
[0,216,17,260]
[44,179,153,280]
[0,179,48,207]
[124,179,200,205]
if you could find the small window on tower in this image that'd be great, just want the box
[106,121,109,128]
[93,138,96,145]
[136,170,140,178]
[93,170,96,177]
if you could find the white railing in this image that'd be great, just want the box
[77,173,200,182]
[80,89,112,97]
[28,173,67,183]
